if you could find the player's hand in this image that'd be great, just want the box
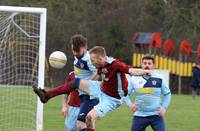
[144,69,152,76]
[158,108,166,117]
[61,106,67,118]
[130,103,138,112]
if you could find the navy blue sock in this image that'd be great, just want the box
[71,78,80,89]
[79,128,86,131]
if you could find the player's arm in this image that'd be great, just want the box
[122,77,138,112]
[161,92,171,111]
[159,78,171,116]
[60,71,74,117]
[122,95,133,108]
[161,79,171,109]
[113,60,151,76]
[123,78,134,107]
[90,72,100,80]
[128,68,152,76]
[159,92,171,117]
[61,94,69,117]
[123,96,138,112]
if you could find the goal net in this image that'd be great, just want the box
[0,6,46,131]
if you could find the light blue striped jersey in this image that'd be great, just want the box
[73,51,96,96]
[123,72,171,117]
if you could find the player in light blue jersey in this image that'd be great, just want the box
[123,55,171,131]
[70,34,99,131]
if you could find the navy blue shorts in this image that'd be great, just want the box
[77,95,99,122]
[131,115,166,131]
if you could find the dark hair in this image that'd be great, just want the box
[70,34,87,52]
[89,46,107,57]
[142,54,155,63]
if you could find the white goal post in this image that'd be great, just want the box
[0,6,46,131]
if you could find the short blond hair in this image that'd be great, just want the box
[89,46,107,57]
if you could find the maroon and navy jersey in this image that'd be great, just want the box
[97,57,130,99]
[65,72,80,107]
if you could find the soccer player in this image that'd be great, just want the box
[33,46,150,131]
[69,34,99,131]
[61,72,80,131]
[123,55,171,131]
[191,62,200,99]
[68,34,99,131]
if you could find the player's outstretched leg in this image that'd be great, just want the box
[32,78,80,103]
[32,86,50,103]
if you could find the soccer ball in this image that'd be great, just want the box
[49,51,67,69]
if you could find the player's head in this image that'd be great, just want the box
[89,46,107,68]
[70,34,87,59]
[141,55,155,70]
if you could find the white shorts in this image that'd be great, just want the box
[88,80,122,117]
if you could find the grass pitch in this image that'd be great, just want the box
[44,94,200,131]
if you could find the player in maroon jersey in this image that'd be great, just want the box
[61,72,80,131]
[33,46,151,131]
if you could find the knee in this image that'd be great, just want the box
[86,114,93,125]
[86,114,92,121]
[77,121,82,130]
[77,120,86,130]
[86,113,97,128]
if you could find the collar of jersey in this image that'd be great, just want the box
[75,51,88,61]
[105,56,115,64]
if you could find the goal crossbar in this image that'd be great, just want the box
[0,6,46,14]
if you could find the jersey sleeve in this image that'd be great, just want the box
[128,76,135,95]
[113,59,130,73]
[161,78,171,109]
[161,78,170,95]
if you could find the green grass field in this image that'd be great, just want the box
[0,87,37,131]
[44,94,200,131]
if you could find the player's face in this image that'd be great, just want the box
[141,59,154,70]
[90,53,105,68]
[72,47,86,59]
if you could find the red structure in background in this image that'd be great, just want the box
[164,39,175,56]
[133,32,163,49]
[150,32,162,49]
[179,40,192,57]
